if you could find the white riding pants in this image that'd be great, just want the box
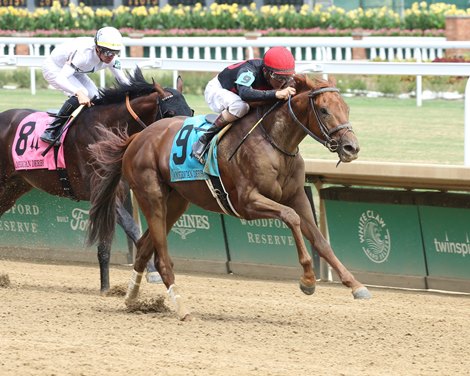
[42,61,99,98]
[204,76,250,118]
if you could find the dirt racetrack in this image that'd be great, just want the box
[0,258,469,376]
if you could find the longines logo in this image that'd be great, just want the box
[171,228,196,240]
[171,214,210,240]
[358,210,391,263]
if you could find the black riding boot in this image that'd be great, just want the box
[40,96,80,145]
[192,114,230,164]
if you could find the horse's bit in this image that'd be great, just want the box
[288,87,353,152]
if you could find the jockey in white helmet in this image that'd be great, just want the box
[41,26,129,144]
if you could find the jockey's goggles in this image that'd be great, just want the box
[269,71,294,86]
[98,47,120,57]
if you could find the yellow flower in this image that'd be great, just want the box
[95,8,113,18]
[161,4,173,14]
[131,6,148,17]
[148,7,160,15]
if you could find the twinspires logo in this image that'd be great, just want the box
[358,210,391,263]
[434,233,469,257]
[171,214,210,240]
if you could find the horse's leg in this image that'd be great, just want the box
[94,203,140,294]
[128,181,190,320]
[0,177,32,215]
[116,202,162,284]
[291,191,371,299]
[124,229,153,304]
[97,242,111,293]
[242,194,317,293]
[131,192,189,277]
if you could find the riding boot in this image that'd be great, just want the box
[40,96,80,145]
[192,113,231,164]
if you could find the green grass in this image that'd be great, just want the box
[0,88,465,165]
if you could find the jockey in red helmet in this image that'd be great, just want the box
[192,46,297,164]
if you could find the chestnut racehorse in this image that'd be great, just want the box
[87,74,371,319]
[0,67,193,292]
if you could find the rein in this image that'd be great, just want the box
[228,101,281,161]
[125,91,175,129]
[125,93,148,129]
[288,87,353,153]
[259,120,299,157]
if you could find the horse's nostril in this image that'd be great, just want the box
[343,143,359,155]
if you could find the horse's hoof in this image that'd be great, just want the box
[180,313,192,322]
[352,286,372,299]
[299,281,316,295]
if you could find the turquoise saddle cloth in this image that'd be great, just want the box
[169,115,220,182]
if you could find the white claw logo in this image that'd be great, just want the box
[358,210,391,263]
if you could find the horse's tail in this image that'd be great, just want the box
[87,125,134,247]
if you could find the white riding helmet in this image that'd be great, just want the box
[95,26,123,51]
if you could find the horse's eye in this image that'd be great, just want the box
[320,107,329,116]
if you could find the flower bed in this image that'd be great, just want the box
[0,1,465,36]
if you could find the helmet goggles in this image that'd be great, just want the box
[98,47,120,57]
[267,70,294,88]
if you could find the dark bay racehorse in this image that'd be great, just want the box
[87,74,371,319]
[0,67,193,292]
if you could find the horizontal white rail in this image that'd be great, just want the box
[3,55,470,75]
[3,36,466,63]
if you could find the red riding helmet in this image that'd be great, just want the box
[263,47,295,76]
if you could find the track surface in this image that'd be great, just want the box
[1,259,469,376]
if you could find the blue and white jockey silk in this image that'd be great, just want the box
[169,115,220,182]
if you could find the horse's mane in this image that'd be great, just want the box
[94,67,157,105]
[294,73,337,93]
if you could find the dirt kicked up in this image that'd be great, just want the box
[0,258,469,376]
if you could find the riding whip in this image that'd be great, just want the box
[228,100,282,161]
[41,104,86,156]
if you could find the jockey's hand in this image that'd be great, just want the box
[75,90,92,107]
[275,87,296,100]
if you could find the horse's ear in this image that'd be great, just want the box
[293,74,309,92]
[176,76,183,93]
[328,75,337,87]
[154,82,166,96]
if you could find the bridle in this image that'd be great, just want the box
[230,86,353,161]
[125,90,179,130]
[288,87,353,152]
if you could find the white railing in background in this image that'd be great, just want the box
[0,36,459,62]
[2,36,469,104]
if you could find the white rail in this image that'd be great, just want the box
[2,36,462,62]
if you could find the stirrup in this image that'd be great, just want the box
[192,145,210,164]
